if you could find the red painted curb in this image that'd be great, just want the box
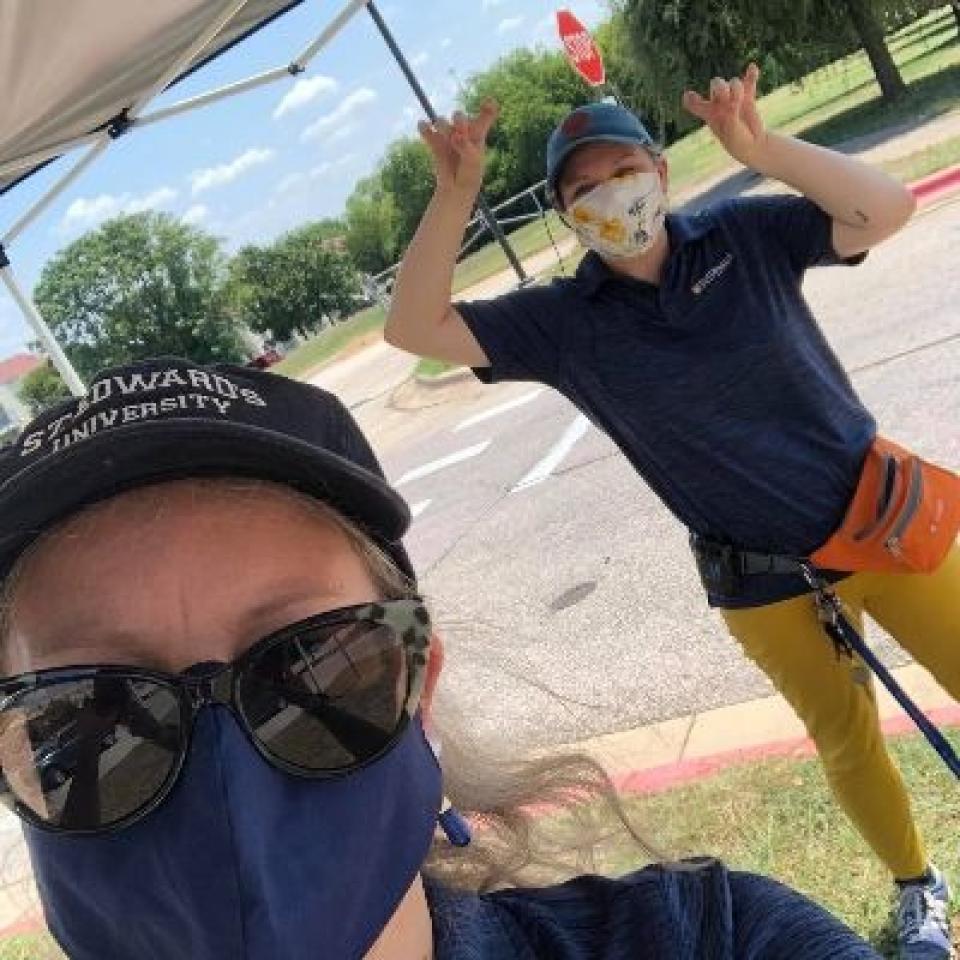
[908,164,960,204]
[612,704,960,796]
[0,910,44,939]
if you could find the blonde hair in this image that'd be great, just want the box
[0,477,659,891]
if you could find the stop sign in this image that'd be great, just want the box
[556,9,605,87]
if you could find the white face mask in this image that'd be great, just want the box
[567,170,666,259]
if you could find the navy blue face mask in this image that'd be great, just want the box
[25,706,442,959]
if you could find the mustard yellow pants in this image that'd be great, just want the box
[721,545,960,881]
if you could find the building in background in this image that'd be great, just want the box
[0,353,42,442]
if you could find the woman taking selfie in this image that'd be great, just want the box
[0,358,879,958]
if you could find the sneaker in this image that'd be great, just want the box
[896,865,953,959]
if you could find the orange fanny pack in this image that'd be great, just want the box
[811,437,960,575]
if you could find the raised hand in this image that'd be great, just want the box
[682,64,767,168]
[418,99,499,196]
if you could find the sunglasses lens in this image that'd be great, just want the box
[239,620,409,773]
[0,676,183,831]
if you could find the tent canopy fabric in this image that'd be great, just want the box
[0,0,307,196]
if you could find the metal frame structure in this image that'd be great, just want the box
[0,0,525,396]
[369,177,571,302]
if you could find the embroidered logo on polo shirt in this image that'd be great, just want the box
[691,252,734,296]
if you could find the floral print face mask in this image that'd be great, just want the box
[567,170,666,259]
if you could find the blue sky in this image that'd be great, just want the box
[0,0,607,358]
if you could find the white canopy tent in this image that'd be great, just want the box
[0,0,525,396]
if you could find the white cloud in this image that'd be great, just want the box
[440,37,452,49]
[326,124,356,144]
[181,204,208,225]
[59,186,178,233]
[309,154,356,179]
[126,187,177,214]
[274,173,306,195]
[190,147,275,195]
[482,0,507,7]
[301,87,377,142]
[533,13,554,34]
[497,16,524,34]
[62,195,123,227]
[411,51,429,67]
[273,75,339,118]
[392,105,420,133]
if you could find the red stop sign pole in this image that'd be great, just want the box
[556,9,606,87]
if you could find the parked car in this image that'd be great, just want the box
[245,347,283,370]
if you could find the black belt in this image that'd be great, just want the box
[689,533,806,595]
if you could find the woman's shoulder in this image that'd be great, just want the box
[427,859,880,960]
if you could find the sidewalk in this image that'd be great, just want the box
[570,662,960,796]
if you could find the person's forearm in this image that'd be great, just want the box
[385,184,477,345]
[750,132,915,230]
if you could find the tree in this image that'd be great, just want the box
[841,0,908,100]
[33,212,246,381]
[377,139,436,254]
[618,0,861,135]
[462,49,590,202]
[17,362,70,415]
[618,0,910,137]
[344,176,398,274]
[227,222,362,341]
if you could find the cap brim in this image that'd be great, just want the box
[0,418,411,576]
[549,134,655,200]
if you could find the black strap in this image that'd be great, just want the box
[689,533,806,579]
[737,549,806,577]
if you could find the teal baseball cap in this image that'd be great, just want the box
[546,102,655,205]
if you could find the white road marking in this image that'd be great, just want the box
[410,499,432,519]
[511,414,590,493]
[453,388,544,433]
[395,441,492,487]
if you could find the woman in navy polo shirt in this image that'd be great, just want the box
[385,65,959,959]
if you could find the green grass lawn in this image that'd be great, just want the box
[414,356,458,378]
[880,132,960,183]
[599,730,960,957]
[272,303,386,380]
[451,210,571,294]
[667,5,960,193]
[0,934,62,960]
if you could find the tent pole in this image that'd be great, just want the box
[136,66,292,129]
[126,0,253,121]
[292,0,372,69]
[0,253,85,397]
[3,140,110,249]
[0,132,102,183]
[364,0,530,286]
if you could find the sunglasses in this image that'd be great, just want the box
[0,599,430,835]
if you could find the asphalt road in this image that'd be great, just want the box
[314,198,960,752]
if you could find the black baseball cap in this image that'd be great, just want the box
[0,357,415,582]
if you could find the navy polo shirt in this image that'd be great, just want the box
[456,195,876,607]
[427,859,880,958]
